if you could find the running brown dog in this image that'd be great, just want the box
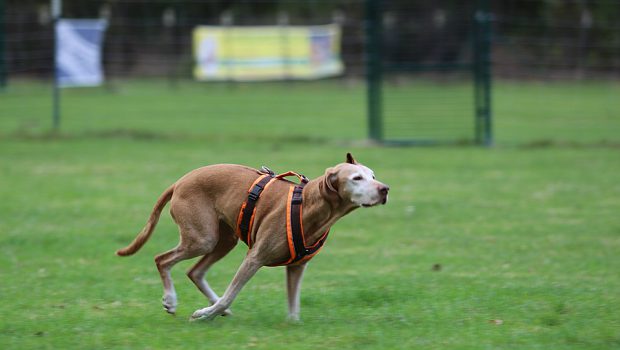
[116,153,389,321]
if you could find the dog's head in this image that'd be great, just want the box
[323,153,389,208]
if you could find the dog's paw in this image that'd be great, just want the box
[287,314,301,323]
[189,306,231,321]
[162,294,177,315]
[190,307,216,322]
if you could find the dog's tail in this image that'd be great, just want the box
[116,184,175,257]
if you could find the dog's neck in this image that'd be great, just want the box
[300,176,358,241]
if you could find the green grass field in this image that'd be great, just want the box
[1,80,619,349]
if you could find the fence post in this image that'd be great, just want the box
[0,0,6,90]
[473,0,493,146]
[52,0,62,131]
[365,0,383,142]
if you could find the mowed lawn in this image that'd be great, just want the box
[1,80,619,349]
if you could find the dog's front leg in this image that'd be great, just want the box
[190,254,262,321]
[286,264,307,321]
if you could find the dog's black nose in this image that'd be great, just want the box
[379,185,390,195]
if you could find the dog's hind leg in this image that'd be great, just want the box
[155,202,220,315]
[187,224,237,316]
[155,247,191,315]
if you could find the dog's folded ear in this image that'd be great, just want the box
[346,153,357,164]
[324,167,339,193]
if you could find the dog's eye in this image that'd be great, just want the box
[352,176,363,181]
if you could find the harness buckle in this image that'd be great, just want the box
[291,189,303,205]
[248,185,263,201]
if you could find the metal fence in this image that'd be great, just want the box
[2,0,368,80]
[366,0,620,145]
[366,0,492,145]
[2,0,619,145]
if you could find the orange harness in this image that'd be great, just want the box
[236,170,330,266]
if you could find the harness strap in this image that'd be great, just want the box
[236,174,276,247]
[274,183,330,266]
[236,170,330,266]
[288,186,307,263]
[275,171,309,184]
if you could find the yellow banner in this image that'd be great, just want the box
[193,25,343,81]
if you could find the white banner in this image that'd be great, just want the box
[55,19,107,87]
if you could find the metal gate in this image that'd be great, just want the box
[365,0,492,145]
